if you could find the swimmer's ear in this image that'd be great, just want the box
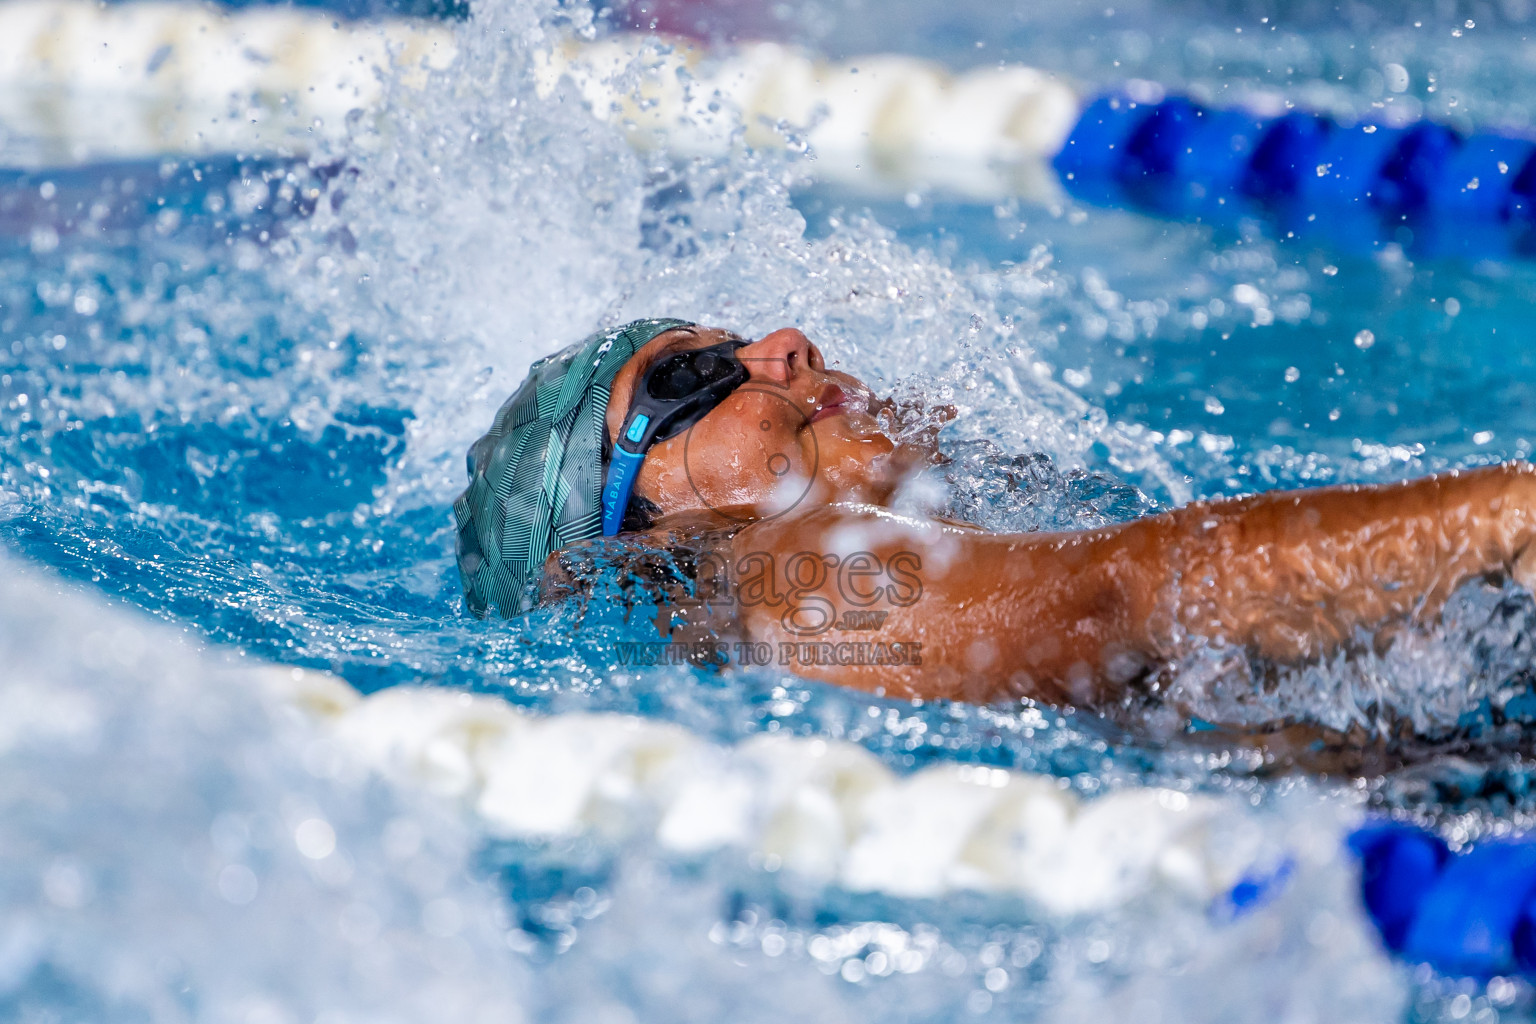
[621,494,663,533]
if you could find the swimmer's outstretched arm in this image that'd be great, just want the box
[730,462,1536,706]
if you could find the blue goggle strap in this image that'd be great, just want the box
[600,448,646,536]
[601,411,655,536]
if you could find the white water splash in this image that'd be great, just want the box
[0,555,529,1023]
[271,0,1182,513]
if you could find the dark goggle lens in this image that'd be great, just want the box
[647,345,741,401]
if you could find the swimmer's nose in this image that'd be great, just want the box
[739,327,815,384]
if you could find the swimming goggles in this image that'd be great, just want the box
[600,338,751,535]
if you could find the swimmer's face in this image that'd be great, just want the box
[605,325,901,522]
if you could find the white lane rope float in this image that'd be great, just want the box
[258,665,1278,916]
[308,670,1536,982]
[0,0,455,164]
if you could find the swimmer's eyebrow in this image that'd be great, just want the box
[652,326,700,353]
[633,326,706,376]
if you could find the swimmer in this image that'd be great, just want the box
[455,318,1536,715]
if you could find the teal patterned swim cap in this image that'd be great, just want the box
[453,318,693,618]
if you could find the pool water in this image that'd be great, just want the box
[5,0,1536,1019]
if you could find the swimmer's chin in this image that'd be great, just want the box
[801,454,923,510]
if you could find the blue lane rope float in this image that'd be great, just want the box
[1056,91,1536,259]
[1347,822,1536,978]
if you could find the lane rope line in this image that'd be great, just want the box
[4,0,1534,252]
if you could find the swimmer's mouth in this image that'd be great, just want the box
[810,384,853,423]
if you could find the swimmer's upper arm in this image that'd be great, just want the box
[1116,461,1536,665]
[729,506,1164,705]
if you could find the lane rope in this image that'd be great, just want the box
[4,0,1532,251]
[271,667,1536,978]
[0,0,1080,199]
